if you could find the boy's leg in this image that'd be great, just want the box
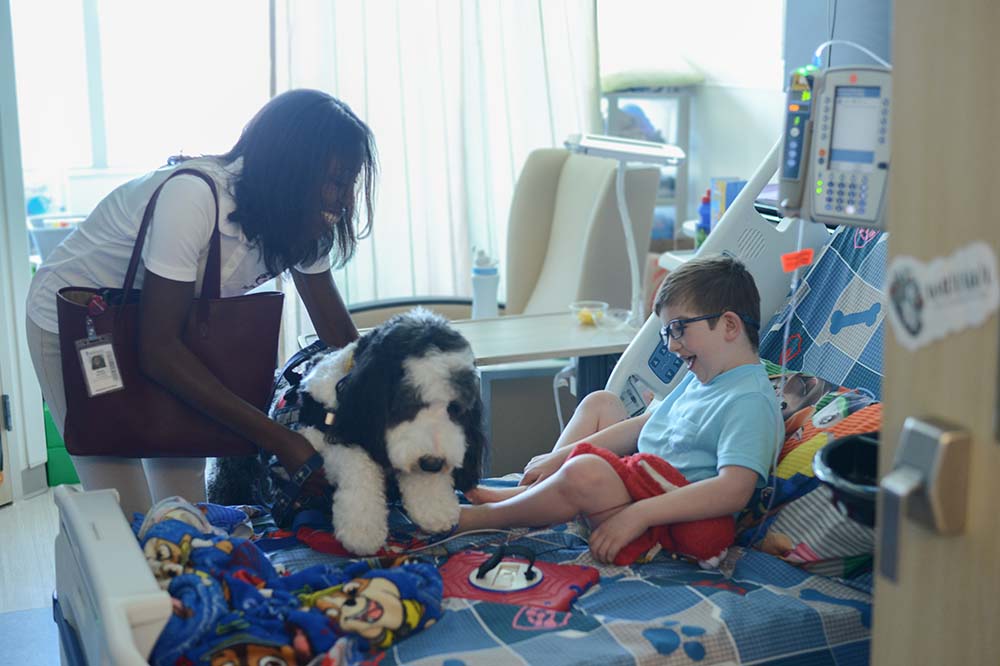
[465,485,527,504]
[458,453,631,532]
[470,390,630,504]
[551,390,629,452]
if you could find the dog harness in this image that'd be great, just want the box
[260,340,349,526]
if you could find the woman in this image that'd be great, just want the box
[25,89,377,516]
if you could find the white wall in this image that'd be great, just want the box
[687,86,785,218]
[599,0,786,218]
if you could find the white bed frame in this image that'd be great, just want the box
[51,139,834,666]
[53,485,170,665]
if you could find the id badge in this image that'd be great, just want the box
[75,335,125,397]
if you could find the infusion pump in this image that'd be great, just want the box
[778,65,892,230]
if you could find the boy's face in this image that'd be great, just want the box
[659,304,731,384]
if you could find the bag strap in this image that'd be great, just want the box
[120,168,223,305]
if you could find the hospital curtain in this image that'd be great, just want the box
[272,0,600,355]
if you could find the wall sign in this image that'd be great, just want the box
[886,242,999,351]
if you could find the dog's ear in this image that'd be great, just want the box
[453,420,485,491]
[452,378,486,492]
[330,333,396,467]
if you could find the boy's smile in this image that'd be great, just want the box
[660,308,728,383]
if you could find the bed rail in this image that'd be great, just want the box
[54,486,170,665]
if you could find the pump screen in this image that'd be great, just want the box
[829,86,881,173]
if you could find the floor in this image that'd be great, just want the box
[0,488,64,663]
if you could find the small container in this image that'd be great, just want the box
[813,432,879,528]
[569,300,609,326]
[471,249,499,319]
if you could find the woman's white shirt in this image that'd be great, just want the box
[27,157,330,333]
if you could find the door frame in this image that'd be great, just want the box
[872,0,1000,662]
[0,0,47,501]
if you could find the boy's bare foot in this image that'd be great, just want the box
[464,485,527,504]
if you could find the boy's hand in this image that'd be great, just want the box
[520,447,572,486]
[588,504,648,563]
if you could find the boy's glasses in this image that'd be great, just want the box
[659,312,760,345]
[659,313,723,344]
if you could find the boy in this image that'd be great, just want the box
[459,255,782,564]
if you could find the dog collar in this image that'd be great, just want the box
[298,392,337,432]
[296,347,355,433]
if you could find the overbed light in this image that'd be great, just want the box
[564,133,686,328]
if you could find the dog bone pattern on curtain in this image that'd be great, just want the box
[272,0,601,359]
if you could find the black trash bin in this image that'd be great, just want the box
[813,432,879,528]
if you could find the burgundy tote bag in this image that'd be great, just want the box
[56,168,283,457]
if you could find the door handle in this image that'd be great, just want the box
[878,416,970,582]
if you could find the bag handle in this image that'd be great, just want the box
[120,168,223,306]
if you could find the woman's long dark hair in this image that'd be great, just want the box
[219,89,377,274]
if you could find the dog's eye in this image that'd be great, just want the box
[447,401,464,418]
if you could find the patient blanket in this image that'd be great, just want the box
[136,501,442,666]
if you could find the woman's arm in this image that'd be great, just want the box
[291,268,359,348]
[137,270,319,474]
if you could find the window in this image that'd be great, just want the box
[11,0,270,218]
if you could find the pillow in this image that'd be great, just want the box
[735,362,881,578]
[758,226,888,401]
[739,225,887,577]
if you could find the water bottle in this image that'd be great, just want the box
[695,188,711,249]
[471,249,499,319]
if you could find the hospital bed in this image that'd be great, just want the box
[52,65,889,665]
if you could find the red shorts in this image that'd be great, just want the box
[568,442,735,565]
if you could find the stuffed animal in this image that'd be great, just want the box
[294,309,485,554]
[209,310,485,554]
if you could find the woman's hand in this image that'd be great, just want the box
[519,446,573,486]
[588,504,649,564]
[273,429,330,496]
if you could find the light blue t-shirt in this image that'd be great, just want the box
[637,363,782,486]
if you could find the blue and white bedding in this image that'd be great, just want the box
[259,480,871,666]
[244,227,885,665]
[246,223,886,664]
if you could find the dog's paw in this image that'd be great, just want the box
[407,490,460,534]
[335,519,389,556]
[397,472,461,533]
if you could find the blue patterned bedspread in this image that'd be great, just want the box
[261,484,871,665]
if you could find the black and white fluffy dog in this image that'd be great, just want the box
[211,309,485,555]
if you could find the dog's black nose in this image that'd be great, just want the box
[418,456,446,473]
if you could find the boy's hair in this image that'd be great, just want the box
[653,255,762,349]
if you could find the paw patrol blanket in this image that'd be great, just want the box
[136,499,442,666]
